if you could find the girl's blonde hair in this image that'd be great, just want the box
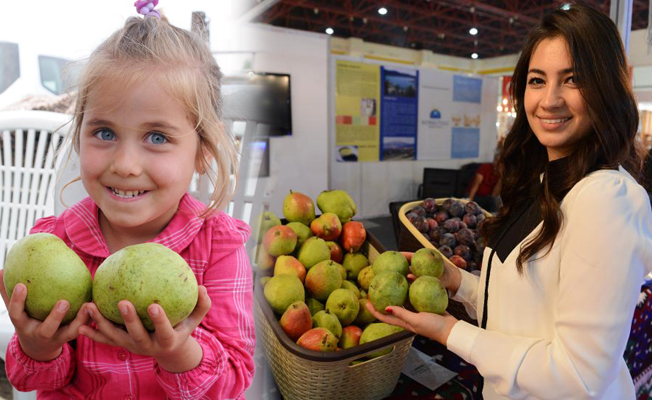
[64,14,238,217]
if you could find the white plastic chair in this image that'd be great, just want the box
[0,110,69,400]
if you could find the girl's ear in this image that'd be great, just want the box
[196,144,213,175]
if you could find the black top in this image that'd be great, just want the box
[490,157,572,263]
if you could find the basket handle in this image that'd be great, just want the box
[347,345,397,367]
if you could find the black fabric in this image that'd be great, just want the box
[489,157,572,263]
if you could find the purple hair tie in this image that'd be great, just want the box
[134,0,161,19]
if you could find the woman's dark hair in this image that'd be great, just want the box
[482,3,641,272]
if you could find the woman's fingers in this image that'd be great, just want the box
[400,252,414,263]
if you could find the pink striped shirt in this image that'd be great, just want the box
[5,194,256,399]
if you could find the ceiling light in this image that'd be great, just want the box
[314,8,319,14]
[471,53,478,59]
[469,27,478,35]
[325,27,334,35]
[502,98,508,105]
[497,105,503,112]
[378,7,388,15]
[403,26,408,32]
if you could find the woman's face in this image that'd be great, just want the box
[524,37,593,161]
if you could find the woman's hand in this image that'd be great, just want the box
[402,251,462,296]
[0,270,91,361]
[366,301,458,345]
[79,285,211,372]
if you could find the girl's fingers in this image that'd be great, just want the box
[38,300,70,339]
[7,283,29,327]
[119,301,151,349]
[86,303,130,345]
[61,303,93,340]
[182,286,211,332]
[0,270,10,307]
[78,324,111,345]
[149,304,175,347]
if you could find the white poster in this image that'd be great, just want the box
[417,69,453,160]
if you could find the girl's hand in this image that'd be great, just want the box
[79,285,211,372]
[365,301,458,345]
[404,250,462,295]
[0,270,91,362]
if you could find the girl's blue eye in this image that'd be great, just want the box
[95,129,115,141]
[147,132,168,145]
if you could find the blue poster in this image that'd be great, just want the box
[453,75,482,104]
[380,67,418,161]
[451,127,480,158]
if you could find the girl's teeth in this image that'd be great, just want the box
[111,188,145,198]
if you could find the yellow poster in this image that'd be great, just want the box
[335,60,380,162]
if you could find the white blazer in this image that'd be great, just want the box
[446,167,652,400]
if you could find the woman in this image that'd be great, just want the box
[369,4,652,399]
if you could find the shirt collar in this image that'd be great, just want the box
[64,193,205,258]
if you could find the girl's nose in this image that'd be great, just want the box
[109,144,143,177]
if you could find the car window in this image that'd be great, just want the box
[39,55,72,95]
[0,42,20,95]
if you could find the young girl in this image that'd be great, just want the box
[369,4,652,400]
[0,3,255,399]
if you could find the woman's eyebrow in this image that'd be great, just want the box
[527,68,574,76]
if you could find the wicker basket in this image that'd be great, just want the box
[254,234,416,400]
[397,198,491,325]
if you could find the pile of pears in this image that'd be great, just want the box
[255,190,449,356]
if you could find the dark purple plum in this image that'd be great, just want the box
[459,221,468,230]
[441,198,454,212]
[438,245,453,259]
[462,213,477,229]
[454,245,472,261]
[476,213,486,223]
[439,233,457,248]
[456,228,475,246]
[423,198,437,214]
[406,212,420,225]
[464,201,481,215]
[411,206,427,217]
[429,227,447,243]
[443,219,460,233]
[467,261,478,271]
[426,218,438,231]
[435,211,449,224]
[415,218,429,233]
[449,201,465,218]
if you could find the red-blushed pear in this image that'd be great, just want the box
[274,255,307,283]
[253,245,276,275]
[339,325,363,349]
[283,190,316,225]
[280,301,313,341]
[310,213,342,241]
[341,221,366,253]
[305,260,343,301]
[263,225,298,257]
[296,328,338,352]
[326,241,344,263]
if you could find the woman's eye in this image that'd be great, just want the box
[527,77,544,86]
[566,76,576,84]
[95,129,115,141]
[147,132,168,145]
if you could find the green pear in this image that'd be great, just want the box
[3,233,92,324]
[343,253,369,281]
[93,243,198,331]
[354,298,377,326]
[264,274,305,315]
[360,323,404,358]
[251,211,281,244]
[316,190,357,224]
[312,309,342,338]
[297,237,331,270]
[306,298,325,316]
[372,251,409,276]
[411,248,444,278]
[326,288,360,326]
[341,280,361,299]
[286,222,313,250]
[357,266,375,291]
[409,276,448,314]
[368,271,408,315]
